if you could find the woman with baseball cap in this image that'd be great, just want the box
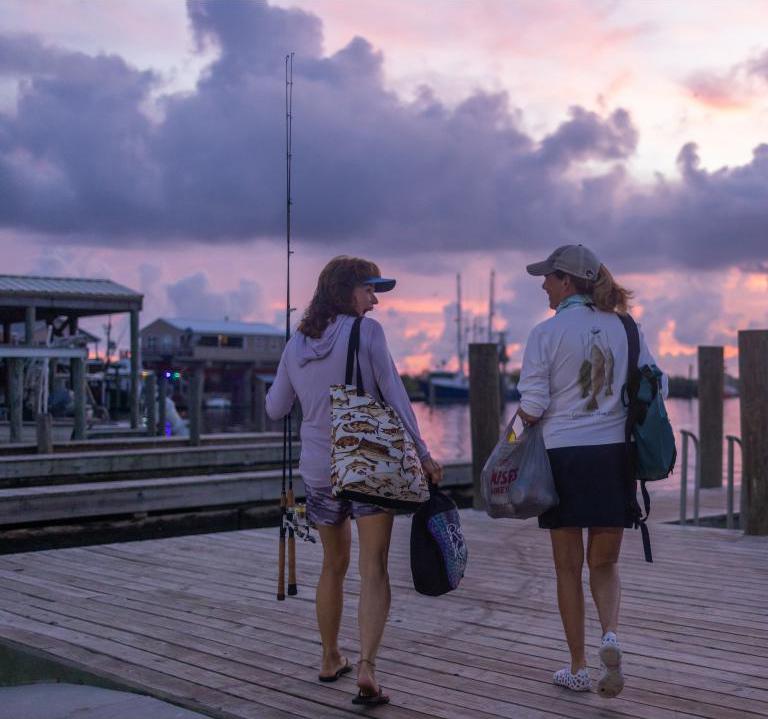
[266,255,442,706]
[517,244,664,698]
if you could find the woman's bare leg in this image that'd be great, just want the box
[550,528,587,673]
[316,520,351,677]
[355,512,394,695]
[587,527,623,635]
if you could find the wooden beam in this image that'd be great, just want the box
[145,373,157,437]
[254,376,266,432]
[8,358,23,444]
[189,366,204,447]
[25,306,35,345]
[738,330,768,535]
[469,343,500,511]
[0,346,87,359]
[36,413,53,455]
[157,373,168,437]
[72,357,86,441]
[130,310,140,429]
[698,346,724,488]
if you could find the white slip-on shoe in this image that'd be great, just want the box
[553,667,592,692]
[598,632,625,698]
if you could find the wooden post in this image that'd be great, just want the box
[36,413,53,454]
[145,372,157,437]
[72,357,86,440]
[243,366,253,425]
[8,358,23,443]
[254,376,266,432]
[469,343,501,510]
[2,322,10,424]
[158,372,168,437]
[189,365,204,446]
[25,306,36,344]
[738,330,768,535]
[698,346,724,488]
[130,309,140,428]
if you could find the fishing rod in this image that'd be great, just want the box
[278,52,314,602]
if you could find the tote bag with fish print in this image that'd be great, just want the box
[330,318,430,510]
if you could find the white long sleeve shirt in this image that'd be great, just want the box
[518,302,664,449]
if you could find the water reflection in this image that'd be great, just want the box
[412,398,743,487]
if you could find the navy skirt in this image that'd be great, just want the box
[538,442,636,529]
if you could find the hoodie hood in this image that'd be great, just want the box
[297,315,354,367]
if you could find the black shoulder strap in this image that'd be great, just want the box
[618,313,640,406]
[345,317,365,396]
[617,312,653,563]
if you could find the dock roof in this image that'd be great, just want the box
[161,318,283,336]
[0,274,143,324]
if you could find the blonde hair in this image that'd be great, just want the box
[561,264,633,314]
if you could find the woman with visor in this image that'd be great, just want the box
[267,255,443,706]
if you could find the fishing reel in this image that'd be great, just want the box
[283,502,316,543]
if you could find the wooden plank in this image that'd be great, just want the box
[0,507,766,718]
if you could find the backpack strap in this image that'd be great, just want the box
[618,313,653,563]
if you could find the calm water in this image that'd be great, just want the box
[412,398,743,485]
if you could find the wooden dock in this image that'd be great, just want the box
[0,486,766,719]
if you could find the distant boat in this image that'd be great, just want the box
[419,371,520,403]
[204,396,231,410]
[723,382,739,399]
[419,271,520,404]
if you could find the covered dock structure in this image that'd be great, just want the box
[0,275,143,443]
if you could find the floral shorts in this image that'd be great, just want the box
[304,484,390,526]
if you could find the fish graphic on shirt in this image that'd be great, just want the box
[578,359,592,398]
[604,346,615,396]
[587,343,606,410]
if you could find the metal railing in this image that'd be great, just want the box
[726,435,743,530]
[679,430,700,525]
[679,429,743,529]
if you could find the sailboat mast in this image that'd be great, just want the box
[456,273,464,376]
[487,269,495,343]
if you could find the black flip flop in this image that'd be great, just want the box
[318,659,352,683]
[352,687,390,706]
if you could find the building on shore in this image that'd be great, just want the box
[140,318,285,422]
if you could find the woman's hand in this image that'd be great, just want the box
[421,456,444,485]
[518,408,541,426]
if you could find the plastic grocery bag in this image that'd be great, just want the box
[481,415,558,519]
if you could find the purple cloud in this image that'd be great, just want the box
[0,1,766,279]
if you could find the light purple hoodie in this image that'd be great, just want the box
[265,314,430,489]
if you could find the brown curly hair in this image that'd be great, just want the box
[298,256,382,338]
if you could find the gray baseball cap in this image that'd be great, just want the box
[526,244,601,280]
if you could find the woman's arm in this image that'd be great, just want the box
[364,319,442,482]
[517,324,551,422]
[265,349,296,420]
[637,323,669,398]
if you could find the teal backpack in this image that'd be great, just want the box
[618,314,677,562]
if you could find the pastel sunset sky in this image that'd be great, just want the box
[2,0,767,376]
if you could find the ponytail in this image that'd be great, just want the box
[567,264,633,314]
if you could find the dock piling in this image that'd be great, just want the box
[698,346,724,488]
[72,357,86,440]
[469,343,500,510]
[737,330,768,535]
[8,358,23,443]
[158,372,168,436]
[189,365,204,446]
[145,372,157,436]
